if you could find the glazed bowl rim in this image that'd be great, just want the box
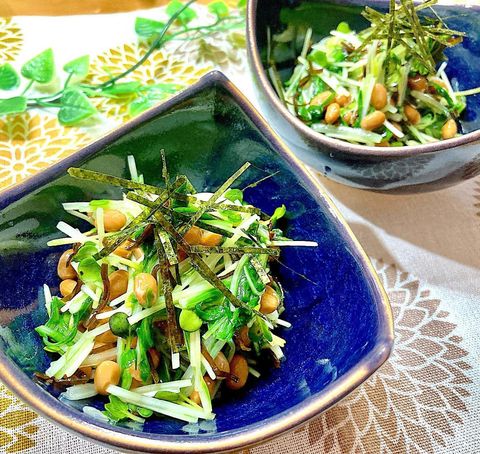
[0,70,394,453]
[246,0,480,158]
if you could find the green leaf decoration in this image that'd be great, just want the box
[166,0,197,25]
[21,48,55,83]
[237,0,246,9]
[135,17,166,38]
[0,64,20,90]
[101,81,143,96]
[58,88,97,125]
[208,1,229,18]
[128,96,159,117]
[0,96,27,115]
[63,55,90,79]
[128,86,180,117]
[143,83,182,93]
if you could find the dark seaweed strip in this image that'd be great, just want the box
[401,0,434,71]
[66,243,81,267]
[127,193,234,238]
[154,228,182,353]
[94,178,186,260]
[245,229,319,285]
[127,224,154,250]
[174,193,261,215]
[177,162,251,236]
[158,229,178,265]
[100,263,110,303]
[150,209,269,322]
[160,149,170,195]
[241,170,280,191]
[68,167,167,195]
[249,256,270,285]
[189,245,280,256]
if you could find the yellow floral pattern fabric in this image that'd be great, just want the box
[0,17,23,62]
[0,389,38,453]
[86,43,212,121]
[0,114,90,187]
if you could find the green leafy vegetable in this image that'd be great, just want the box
[72,241,97,262]
[104,395,145,423]
[77,257,102,286]
[224,188,243,203]
[270,205,286,226]
[35,296,91,352]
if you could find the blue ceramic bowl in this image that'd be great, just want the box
[0,72,393,452]
[247,0,480,192]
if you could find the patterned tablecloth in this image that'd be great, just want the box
[0,2,479,453]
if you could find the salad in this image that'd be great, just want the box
[269,0,479,147]
[34,155,317,426]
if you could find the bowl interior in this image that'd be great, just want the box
[254,0,480,134]
[0,75,389,440]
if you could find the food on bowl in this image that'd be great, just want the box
[34,154,317,425]
[268,0,480,146]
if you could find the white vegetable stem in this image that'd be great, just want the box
[107,385,213,423]
[62,383,98,401]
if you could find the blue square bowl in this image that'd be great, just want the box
[0,72,393,452]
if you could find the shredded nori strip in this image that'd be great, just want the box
[94,178,186,260]
[249,256,271,285]
[66,243,81,267]
[127,224,153,250]
[158,229,178,265]
[68,167,166,195]
[160,149,170,195]
[34,371,90,387]
[177,162,251,236]
[127,194,234,238]
[174,193,261,215]
[100,263,110,303]
[241,170,280,191]
[154,228,183,354]
[69,164,262,217]
[150,209,269,322]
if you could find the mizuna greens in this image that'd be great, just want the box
[269,0,480,146]
[35,154,317,425]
